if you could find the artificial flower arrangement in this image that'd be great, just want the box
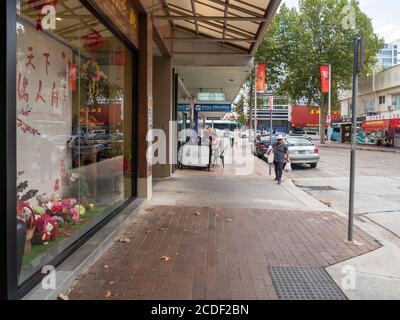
[17,193,81,250]
[31,193,91,246]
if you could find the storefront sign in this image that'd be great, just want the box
[194,104,232,113]
[366,111,400,121]
[390,119,400,128]
[362,120,390,131]
[178,104,191,112]
[291,105,341,128]
[197,92,226,102]
[95,0,139,49]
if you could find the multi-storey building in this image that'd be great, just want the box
[377,40,400,69]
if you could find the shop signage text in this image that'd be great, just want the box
[366,111,400,121]
[178,104,191,112]
[197,92,226,102]
[194,104,232,113]
[95,0,139,48]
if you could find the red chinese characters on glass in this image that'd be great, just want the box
[35,80,46,103]
[43,53,50,75]
[26,47,36,70]
[18,73,29,103]
[51,82,59,109]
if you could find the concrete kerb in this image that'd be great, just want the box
[281,178,339,212]
[317,143,400,154]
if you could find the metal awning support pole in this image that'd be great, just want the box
[254,66,257,136]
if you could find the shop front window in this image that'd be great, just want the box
[16,0,135,285]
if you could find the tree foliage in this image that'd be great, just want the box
[233,95,248,126]
[255,0,383,110]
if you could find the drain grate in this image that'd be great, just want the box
[269,266,347,300]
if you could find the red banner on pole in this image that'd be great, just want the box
[256,64,266,93]
[320,65,330,93]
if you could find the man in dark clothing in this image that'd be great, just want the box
[272,134,289,184]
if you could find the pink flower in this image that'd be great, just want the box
[71,208,80,223]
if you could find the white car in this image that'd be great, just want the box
[286,137,320,168]
[303,131,321,141]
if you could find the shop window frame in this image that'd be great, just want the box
[1,0,139,300]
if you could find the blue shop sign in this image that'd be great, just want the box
[194,104,232,112]
[178,104,191,112]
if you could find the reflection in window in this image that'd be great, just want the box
[16,0,134,285]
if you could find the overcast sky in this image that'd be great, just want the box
[283,0,400,43]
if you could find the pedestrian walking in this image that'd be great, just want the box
[230,131,235,147]
[270,134,290,184]
[208,135,213,167]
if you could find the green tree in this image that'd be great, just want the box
[254,0,384,142]
[233,95,248,126]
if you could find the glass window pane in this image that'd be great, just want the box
[16,0,134,285]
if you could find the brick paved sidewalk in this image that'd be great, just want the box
[68,205,380,300]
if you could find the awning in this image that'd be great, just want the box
[390,119,400,129]
[362,120,390,131]
[156,0,282,55]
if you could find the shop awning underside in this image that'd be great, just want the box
[156,0,282,56]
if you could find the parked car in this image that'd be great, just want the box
[285,137,320,168]
[303,131,321,141]
[254,134,276,159]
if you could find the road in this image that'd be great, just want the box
[290,147,400,179]
[288,148,400,216]
[286,147,400,300]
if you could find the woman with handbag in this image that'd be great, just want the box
[268,135,290,184]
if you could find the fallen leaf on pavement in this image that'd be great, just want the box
[321,201,332,207]
[58,294,69,300]
[105,291,112,298]
[160,256,171,262]
[119,237,131,244]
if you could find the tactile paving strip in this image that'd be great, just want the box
[269,266,347,300]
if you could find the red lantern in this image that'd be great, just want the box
[28,0,58,31]
[68,62,77,91]
[85,29,105,54]
[115,48,126,66]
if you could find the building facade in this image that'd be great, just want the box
[1,0,282,300]
[339,64,400,146]
[377,40,400,69]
